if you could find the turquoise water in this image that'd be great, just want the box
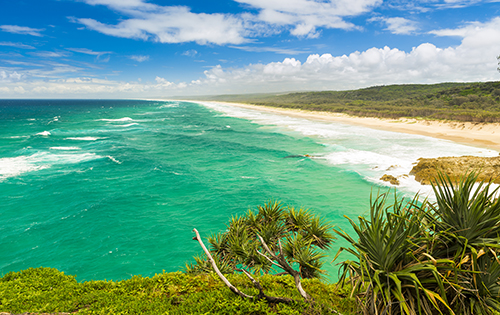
[0,99,497,282]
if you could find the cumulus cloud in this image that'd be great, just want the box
[3,16,500,98]
[0,70,25,82]
[0,75,190,98]
[190,16,500,93]
[0,25,45,37]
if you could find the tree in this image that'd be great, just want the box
[187,201,335,302]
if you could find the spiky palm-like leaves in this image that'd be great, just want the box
[335,172,500,315]
[188,201,335,280]
[429,172,500,315]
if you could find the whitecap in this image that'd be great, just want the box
[107,156,122,164]
[36,131,51,136]
[0,152,101,181]
[48,116,60,124]
[99,117,134,122]
[159,103,179,109]
[199,101,500,199]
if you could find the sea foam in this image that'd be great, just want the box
[99,117,134,122]
[0,152,101,181]
[199,101,499,198]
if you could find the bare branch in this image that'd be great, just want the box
[257,234,312,301]
[192,228,254,299]
[256,250,281,268]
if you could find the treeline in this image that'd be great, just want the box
[201,81,500,123]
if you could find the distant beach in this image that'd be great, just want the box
[200,101,500,153]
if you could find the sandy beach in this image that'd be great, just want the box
[198,101,500,153]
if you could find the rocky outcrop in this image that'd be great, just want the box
[410,156,500,185]
[380,174,400,185]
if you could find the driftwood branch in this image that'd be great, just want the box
[192,228,254,299]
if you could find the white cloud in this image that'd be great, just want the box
[155,76,173,86]
[67,47,113,56]
[0,25,45,37]
[74,0,384,44]
[0,42,35,49]
[74,4,248,45]
[370,16,418,34]
[129,55,150,62]
[236,0,383,36]
[182,50,198,57]
[188,16,500,93]
[0,75,190,98]
[0,70,25,82]
[29,51,71,58]
[3,16,500,98]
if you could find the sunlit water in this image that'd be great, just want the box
[1,99,497,282]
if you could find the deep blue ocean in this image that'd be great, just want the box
[1,99,497,282]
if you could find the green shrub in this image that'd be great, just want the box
[335,172,500,315]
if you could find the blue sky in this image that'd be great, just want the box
[1,0,500,98]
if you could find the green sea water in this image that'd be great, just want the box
[0,99,496,282]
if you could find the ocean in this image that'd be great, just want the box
[0,99,497,282]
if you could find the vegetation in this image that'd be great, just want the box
[0,267,355,314]
[3,173,500,314]
[190,81,500,122]
[186,201,335,302]
[335,172,500,315]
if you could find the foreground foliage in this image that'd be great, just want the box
[0,267,355,314]
[186,201,335,301]
[335,172,500,315]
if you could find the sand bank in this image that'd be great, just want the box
[200,101,500,153]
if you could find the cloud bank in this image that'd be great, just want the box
[2,16,500,97]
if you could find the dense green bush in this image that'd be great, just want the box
[0,267,356,314]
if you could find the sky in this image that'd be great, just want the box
[1,0,500,98]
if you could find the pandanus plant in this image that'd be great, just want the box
[335,172,500,315]
[186,201,335,302]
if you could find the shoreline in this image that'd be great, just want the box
[195,101,500,153]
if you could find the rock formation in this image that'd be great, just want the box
[410,156,500,185]
[380,174,400,185]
